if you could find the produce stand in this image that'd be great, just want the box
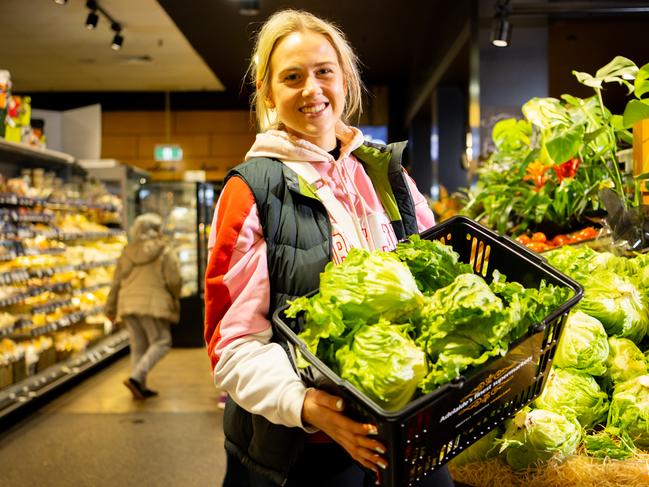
[437,56,649,487]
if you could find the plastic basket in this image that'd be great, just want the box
[272,215,583,487]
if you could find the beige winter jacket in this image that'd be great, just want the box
[105,239,182,324]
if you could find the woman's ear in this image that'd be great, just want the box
[257,81,275,109]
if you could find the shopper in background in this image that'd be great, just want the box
[106,212,182,400]
[204,9,452,487]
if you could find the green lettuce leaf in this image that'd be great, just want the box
[394,235,473,294]
[554,311,609,376]
[498,407,582,470]
[534,367,609,429]
[579,270,648,343]
[583,428,636,460]
[605,337,648,386]
[319,248,423,323]
[608,374,649,448]
[335,321,427,411]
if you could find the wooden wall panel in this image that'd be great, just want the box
[174,111,255,134]
[210,134,256,157]
[101,110,256,181]
[103,112,167,135]
[101,135,138,159]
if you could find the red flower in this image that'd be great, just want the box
[553,157,580,183]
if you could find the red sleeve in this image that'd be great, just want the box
[204,177,257,369]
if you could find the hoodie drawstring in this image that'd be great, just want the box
[332,158,376,250]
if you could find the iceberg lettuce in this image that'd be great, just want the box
[534,367,609,428]
[554,311,609,376]
[335,321,427,411]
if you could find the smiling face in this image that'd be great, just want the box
[267,30,346,151]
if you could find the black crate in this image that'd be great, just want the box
[272,216,583,487]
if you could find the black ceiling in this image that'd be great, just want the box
[156,0,470,106]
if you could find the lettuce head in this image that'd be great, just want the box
[498,407,582,470]
[553,311,609,376]
[534,367,609,429]
[605,337,648,386]
[335,321,427,411]
[608,375,649,448]
[394,235,473,294]
[579,270,648,344]
[319,248,423,323]
[416,273,508,350]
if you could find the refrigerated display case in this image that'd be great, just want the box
[135,182,217,347]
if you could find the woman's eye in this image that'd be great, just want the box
[283,73,299,82]
[318,68,333,76]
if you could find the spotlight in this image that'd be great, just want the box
[85,10,99,29]
[110,21,123,50]
[85,1,99,30]
[53,0,68,5]
[111,33,124,50]
[491,1,512,47]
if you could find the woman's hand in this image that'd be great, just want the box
[301,388,387,480]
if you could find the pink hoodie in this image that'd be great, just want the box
[204,126,435,430]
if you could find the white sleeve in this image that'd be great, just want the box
[214,328,314,430]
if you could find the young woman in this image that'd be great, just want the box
[205,9,453,487]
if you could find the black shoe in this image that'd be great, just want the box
[123,378,146,400]
[142,388,158,398]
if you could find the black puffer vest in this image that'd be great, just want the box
[221,141,420,485]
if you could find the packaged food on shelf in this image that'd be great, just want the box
[0,158,127,395]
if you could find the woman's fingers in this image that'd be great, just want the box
[301,388,389,473]
[308,388,345,412]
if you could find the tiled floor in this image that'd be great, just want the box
[0,348,226,487]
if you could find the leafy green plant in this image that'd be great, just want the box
[462,56,649,236]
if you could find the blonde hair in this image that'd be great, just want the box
[249,9,363,131]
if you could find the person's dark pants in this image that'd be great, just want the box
[222,445,455,487]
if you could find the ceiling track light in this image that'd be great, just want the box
[83,1,126,50]
[490,1,649,49]
[53,0,68,5]
[491,0,512,48]
[85,10,99,30]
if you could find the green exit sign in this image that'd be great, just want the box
[154,144,183,162]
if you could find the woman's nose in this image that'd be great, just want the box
[302,75,322,97]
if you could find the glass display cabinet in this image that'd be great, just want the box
[135,181,217,347]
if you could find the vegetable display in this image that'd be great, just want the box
[451,244,649,483]
[448,54,649,487]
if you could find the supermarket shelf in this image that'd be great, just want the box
[0,138,85,176]
[0,329,129,421]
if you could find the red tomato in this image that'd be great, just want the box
[551,235,571,247]
[526,241,552,252]
[531,232,548,243]
[575,227,598,241]
[516,234,532,244]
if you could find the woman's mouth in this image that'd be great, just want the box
[300,102,328,114]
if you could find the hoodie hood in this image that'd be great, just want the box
[122,239,165,266]
[245,121,365,163]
